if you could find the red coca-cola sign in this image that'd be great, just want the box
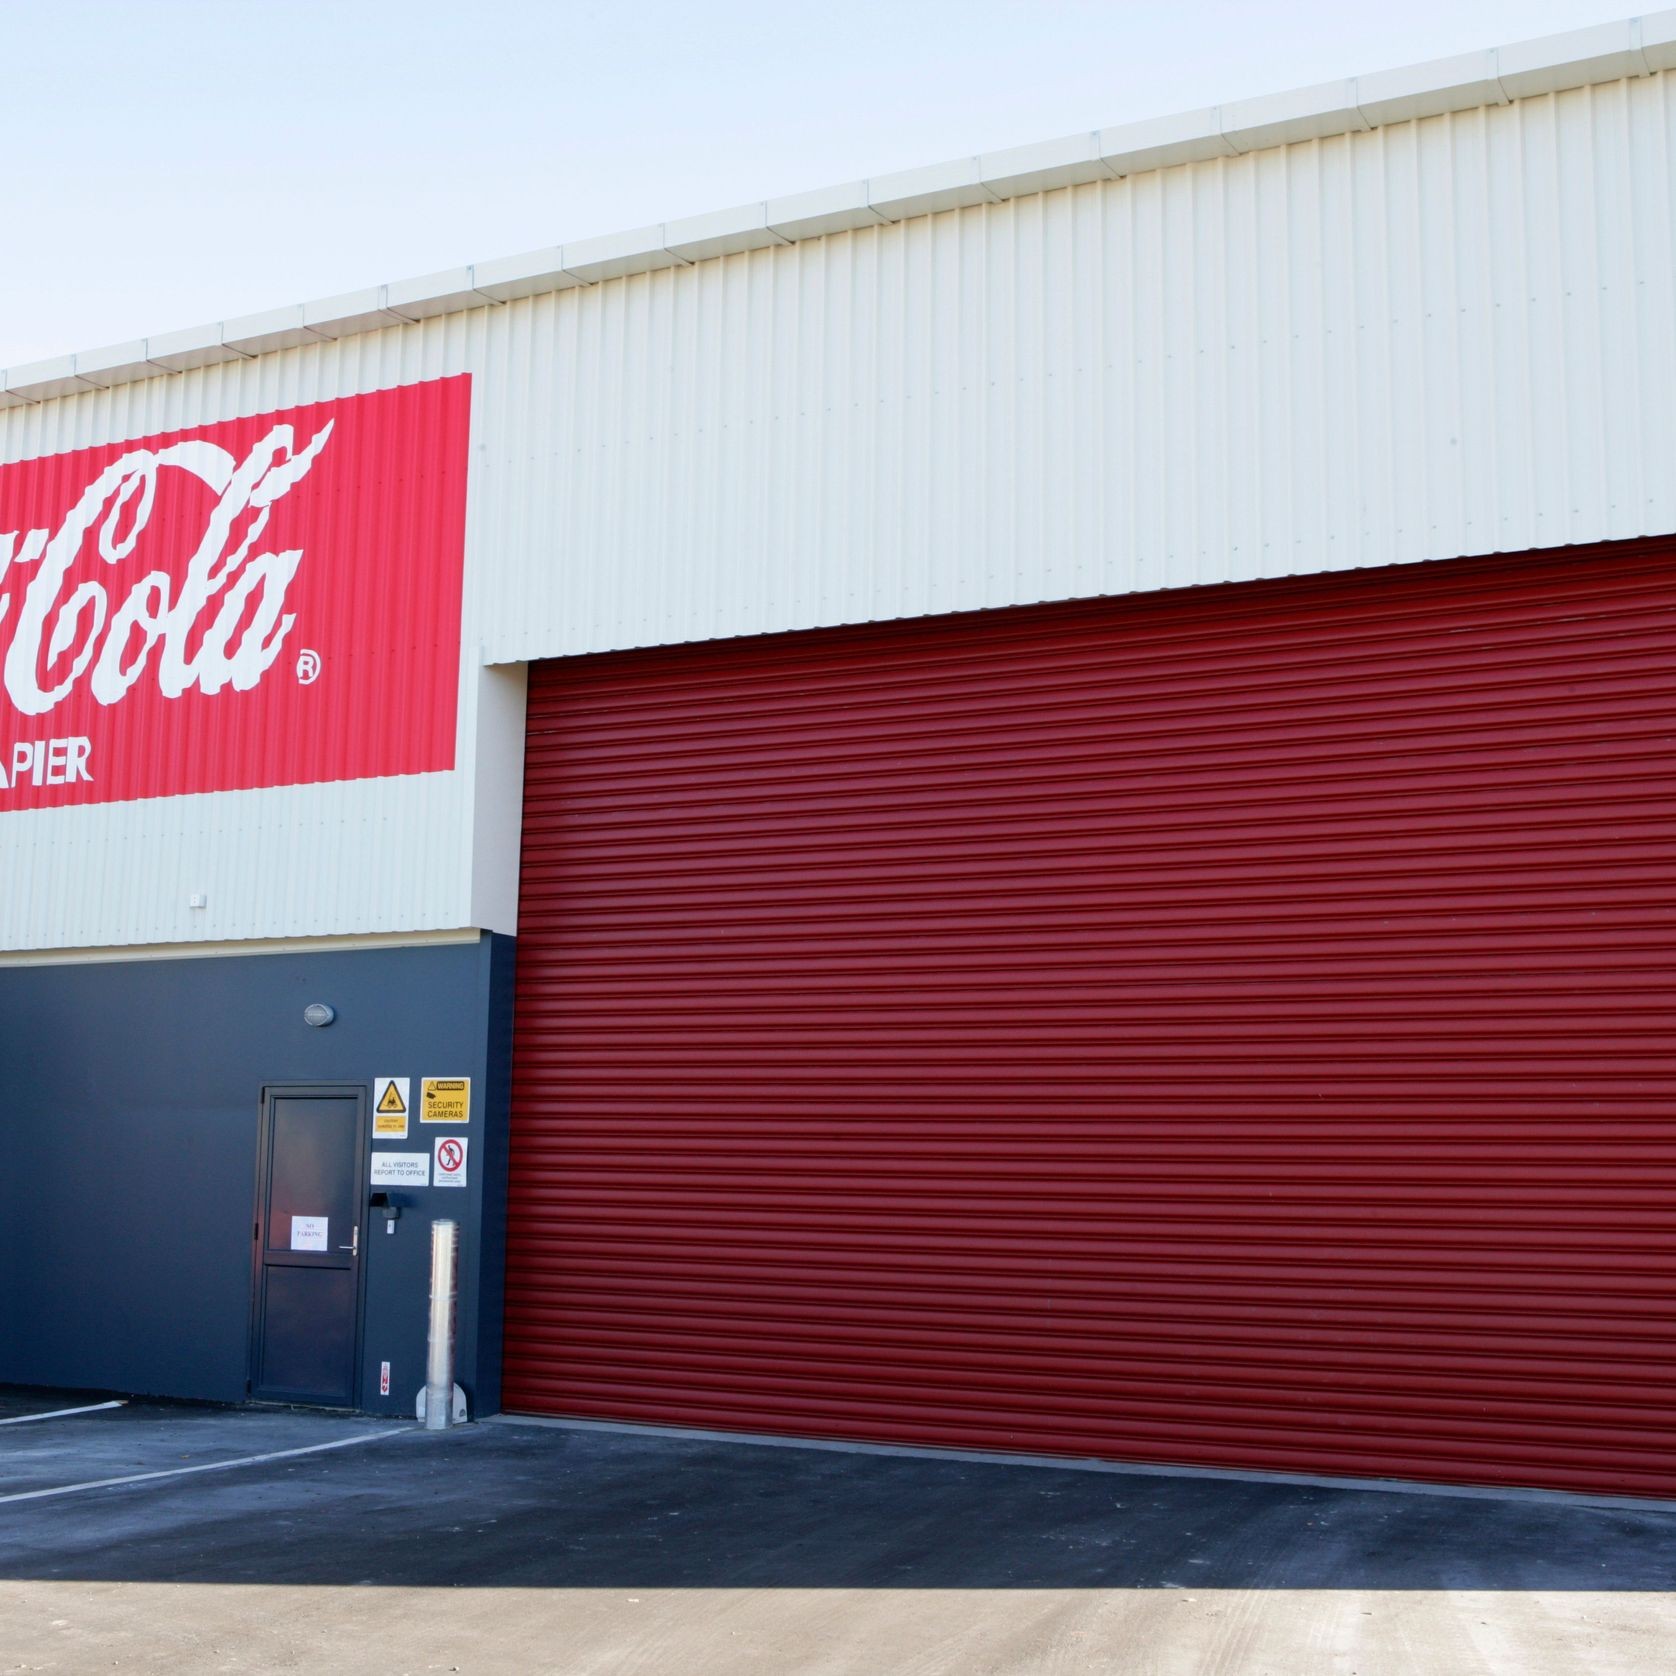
[0,375,471,808]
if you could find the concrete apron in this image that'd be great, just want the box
[4,1579,1669,1676]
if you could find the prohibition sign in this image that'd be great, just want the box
[434,1136,468,1186]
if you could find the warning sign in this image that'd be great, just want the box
[373,1075,409,1137]
[421,1077,471,1125]
[434,1136,468,1188]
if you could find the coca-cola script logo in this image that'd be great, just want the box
[0,375,470,808]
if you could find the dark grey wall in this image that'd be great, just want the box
[0,936,514,1416]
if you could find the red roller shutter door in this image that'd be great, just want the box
[504,541,1676,1499]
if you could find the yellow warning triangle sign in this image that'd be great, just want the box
[377,1081,407,1115]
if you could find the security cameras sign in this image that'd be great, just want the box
[0,375,470,809]
[421,1077,470,1124]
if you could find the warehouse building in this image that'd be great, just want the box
[3,16,1675,1500]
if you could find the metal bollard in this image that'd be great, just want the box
[423,1218,460,1430]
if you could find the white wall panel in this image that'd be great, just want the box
[462,74,1676,664]
[3,74,1673,950]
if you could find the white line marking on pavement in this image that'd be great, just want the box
[0,1427,412,1505]
[0,1400,126,1427]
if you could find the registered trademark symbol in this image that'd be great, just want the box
[295,648,322,685]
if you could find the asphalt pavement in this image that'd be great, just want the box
[0,1390,1671,1673]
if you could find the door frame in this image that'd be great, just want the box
[248,1082,371,1407]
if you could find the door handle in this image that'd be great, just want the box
[338,1225,359,1256]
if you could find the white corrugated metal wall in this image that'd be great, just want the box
[2,73,1674,950]
[470,75,1676,658]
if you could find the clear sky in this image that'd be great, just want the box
[0,0,1649,367]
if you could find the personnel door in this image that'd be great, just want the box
[250,1085,368,1406]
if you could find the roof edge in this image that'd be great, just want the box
[3,9,1672,409]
